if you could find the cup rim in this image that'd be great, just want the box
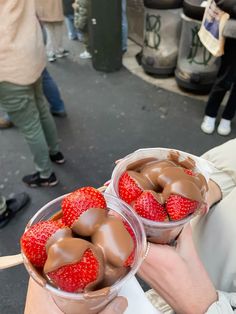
[22,192,147,300]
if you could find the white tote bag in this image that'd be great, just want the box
[198,0,230,56]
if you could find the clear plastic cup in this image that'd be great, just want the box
[21,193,146,314]
[107,147,212,244]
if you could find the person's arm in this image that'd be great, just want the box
[202,139,236,200]
[138,225,218,314]
[206,179,222,208]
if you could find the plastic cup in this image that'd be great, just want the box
[21,193,146,314]
[107,147,212,244]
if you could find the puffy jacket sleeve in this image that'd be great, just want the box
[74,0,88,31]
[206,291,236,313]
[215,0,236,18]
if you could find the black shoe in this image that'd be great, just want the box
[50,152,65,164]
[0,192,30,229]
[51,111,67,118]
[22,172,58,187]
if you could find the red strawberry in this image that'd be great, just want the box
[118,172,143,204]
[47,249,99,293]
[166,194,199,221]
[62,187,107,227]
[133,191,168,222]
[184,169,195,176]
[21,221,64,267]
[123,221,136,267]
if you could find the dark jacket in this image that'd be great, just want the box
[215,0,236,18]
[62,0,74,16]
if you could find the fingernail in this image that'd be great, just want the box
[113,297,128,313]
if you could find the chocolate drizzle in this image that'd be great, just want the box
[42,207,134,294]
[126,151,208,203]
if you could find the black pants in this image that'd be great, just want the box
[205,38,236,120]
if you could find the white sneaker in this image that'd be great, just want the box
[79,50,92,59]
[48,54,57,62]
[201,116,216,134]
[217,118,231,136]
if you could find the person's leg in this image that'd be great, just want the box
[222,83,236,120]
[44,22,57,61]
[204,68,232,118]
[64,15,77,40]
[217,83,236,136]
[0,81,53,178]
[80,32,92,59]
[42,68,66,115]
[201,39,236,134]
[121,0,128,52]
[33,78,60,156]
[205,38,236,118]
[54,22,69,57]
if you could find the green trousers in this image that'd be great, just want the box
[0,78,59,177]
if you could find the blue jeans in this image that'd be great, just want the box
[122,0,128,51]
[64,15,82,40]
[42,68,65,113]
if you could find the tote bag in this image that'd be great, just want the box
[198,0,230,56]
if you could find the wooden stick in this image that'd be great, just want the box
[0,253,23,270]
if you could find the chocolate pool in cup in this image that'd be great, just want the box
[107,148,212,244]
[21,193,146,314]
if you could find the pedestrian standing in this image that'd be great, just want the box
[0,0,65,187]
[74,0,92,59]
[36,0,69,62]
[63,0,83,41]
[201,0,236,136]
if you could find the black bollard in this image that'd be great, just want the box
[89,0,122,72]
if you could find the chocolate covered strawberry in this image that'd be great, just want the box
[134,191,168,222]
[166,194,199,221]
[45,239,102,293]
[123,221,136,267]
[21,221,66,267]
[118,171,143,204]
[62,187,107,227]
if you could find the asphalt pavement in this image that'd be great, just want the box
[0,38,235,314]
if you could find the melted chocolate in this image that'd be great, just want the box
[126,153,208,203]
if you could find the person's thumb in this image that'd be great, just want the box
[99,296,128,314]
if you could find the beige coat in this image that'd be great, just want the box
[35,0,64,22]
[0,0,46,85]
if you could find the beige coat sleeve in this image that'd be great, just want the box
[201,139,236,198]
[35,0,64,22]
[202,139,236,313]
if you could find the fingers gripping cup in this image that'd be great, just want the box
[107,148,212,244]
[21,191,146,314]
